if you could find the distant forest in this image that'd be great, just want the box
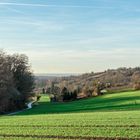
[36,67,140,102]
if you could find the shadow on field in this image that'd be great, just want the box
[16,95,140,116]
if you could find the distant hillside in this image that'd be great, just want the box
[35,73,80,77]
[35,73,80,88]
[35,67,140,102]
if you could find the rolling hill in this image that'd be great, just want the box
[0,91,140,140]
[19,90,140,115]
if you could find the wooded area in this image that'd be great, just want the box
[38,67,140,102]
[0,50,35,114]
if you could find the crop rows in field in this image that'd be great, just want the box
[0,111,140,140]
[1,91,140,140]
[0,124,140,128]
[0,134,140,140]
[0,127,139,139]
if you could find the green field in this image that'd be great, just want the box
[0,91,140,139]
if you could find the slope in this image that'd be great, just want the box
[18,90,140,115]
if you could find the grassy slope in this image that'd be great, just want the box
[19,90,140,115]
[0,91,140,139]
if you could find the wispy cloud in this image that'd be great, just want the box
[0,2,115,9]
[0,18,65,32]
[1,0,140,73]
[4,6,25,15]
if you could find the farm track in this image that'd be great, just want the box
[7,101,35,115]
[0,134,139,140]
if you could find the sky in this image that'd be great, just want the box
[0,0,140,74]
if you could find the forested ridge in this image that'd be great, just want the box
[37,67,140,102]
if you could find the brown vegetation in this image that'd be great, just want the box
[0,50,35,114]
[36,67,140,102]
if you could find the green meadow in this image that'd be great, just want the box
[0,91,140,139]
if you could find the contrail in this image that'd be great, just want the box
[0,2,58,7]
[0,2,89,7]
[0,2,114,9]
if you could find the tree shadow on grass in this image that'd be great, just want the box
[16,95,140,116]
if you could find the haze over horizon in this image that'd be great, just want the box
[0,0,140,73]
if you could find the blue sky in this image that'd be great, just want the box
[0,0,140,73]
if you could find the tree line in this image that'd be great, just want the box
[41,67,140,102]
[0,50,35,114]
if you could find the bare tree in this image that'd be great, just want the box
[0,51,35,114]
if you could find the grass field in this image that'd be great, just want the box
[0,91,140,139]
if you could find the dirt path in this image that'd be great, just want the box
[7,101,35,115]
